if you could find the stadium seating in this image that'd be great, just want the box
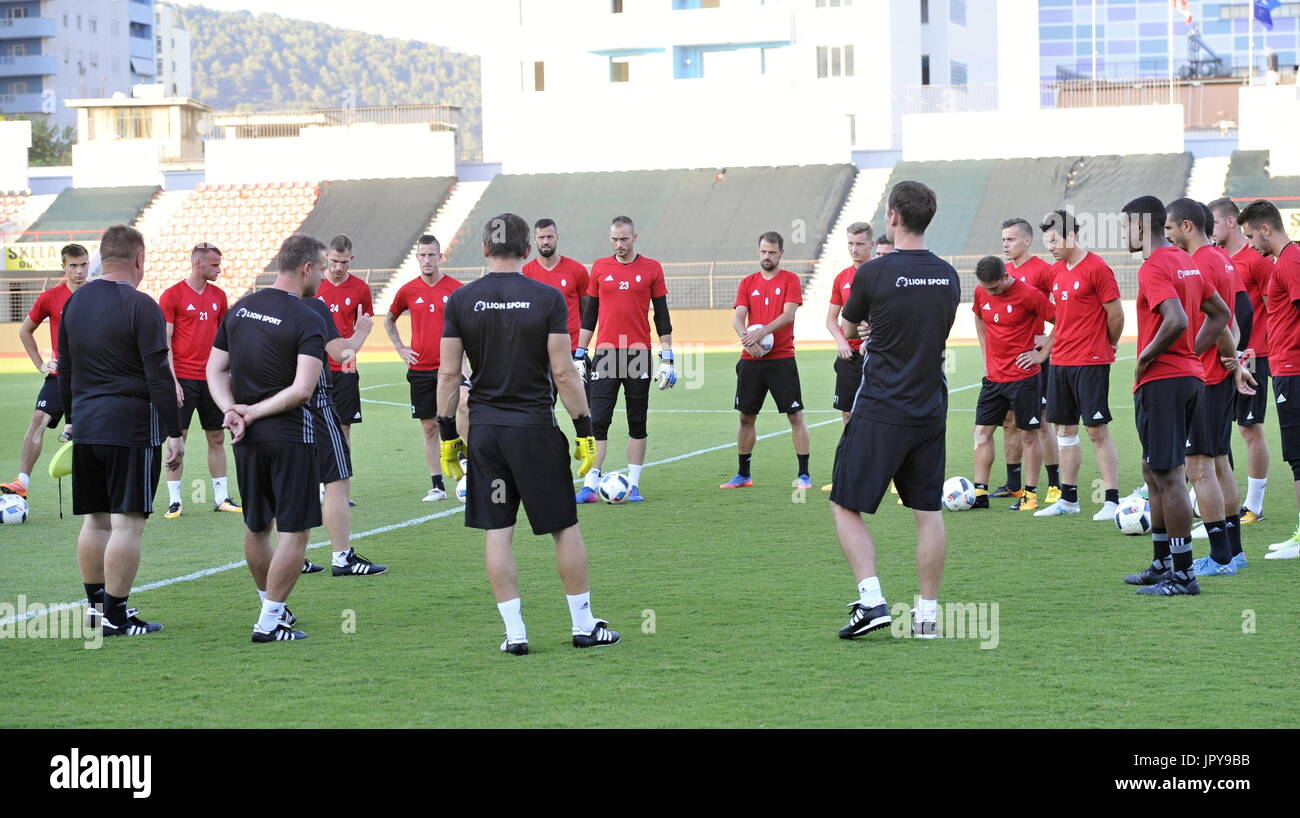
[1225,150,1300,200]
[140,181,320,300]
[0,190,30,228]
[18,186,160,242]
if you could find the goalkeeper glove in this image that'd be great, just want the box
[656,350,676,390]
[572,415,597,476]
[573,347,588,380]
[435,416,466,480]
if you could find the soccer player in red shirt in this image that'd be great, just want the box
[825,223,873,426]
[1032,210,1124,521]
[317,234,374,443]
[1211,197,1273,524]
[1000,217,1060,508]
[1,244,87,498]
[523,218,590,377]
[1237,200,1300,559]
[970,256,1056,512]
[575,216,675,503]
[158,243,237,517]
[721,232,808,489]
[1120,195,1234,596]
[384,234,464,501]
[1166,198,1249,575]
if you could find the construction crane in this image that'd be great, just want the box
[1182,25,1231,79]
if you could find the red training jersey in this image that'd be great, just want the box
[27,281,74,364]
[159,281,229,381]
[586,255,668,350]
[1233,244,1272,357]
[972,278,1056,382]
[1049,252,1122,366]
[735,269,802,360]
[523,256,589,351]
[317,274,374,372]
[1134,246,1208,391]
[1266,243,1300,375]
[830,265,863,352]
[388,274,463,371]
[1007,255,1055,337]
[1191,245,1236,385]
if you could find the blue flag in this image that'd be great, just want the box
[1255,0,1281,30]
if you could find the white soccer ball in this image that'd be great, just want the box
[456,475,468,504]
[0,494,29,524]
[1114,498,1152,536]
[746,324,774,356]
[598,472,632,504]
[941,477,977,511]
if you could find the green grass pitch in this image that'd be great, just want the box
[1,344,1297,728]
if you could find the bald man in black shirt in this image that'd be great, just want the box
[58,225,184,637]
[436,213,619,656]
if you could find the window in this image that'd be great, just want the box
[5,44,27,57]
[12,81,26,95]
[610,60,630,82]
[950,60,967,86]
[115,108,154,140]
[817,45,855,78]
[89,16,97,34]
[921,54,931,85]
[950,0,966,26]
[920,0,929,24]
[63,12,68,27]
[76,14,81,30]
[4,6,28,18]
[534,60,545,92]
[1221,3,1299,18]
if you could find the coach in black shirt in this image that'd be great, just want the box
[435,212,620,655]
[207,234,326,643]
[830,181,961,641]
[58,225,183,637]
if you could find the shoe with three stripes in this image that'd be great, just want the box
[302,559,325,575]
[1136,574,1201,596]
[332,550,388,576]
[572,619,621,648]
[251,623,308,643]
[1123,563,1172,586]
[838,601,892,639]
[101,609,163,637]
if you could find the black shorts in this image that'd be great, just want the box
[407,369,439,419]
[975,376,1042,430]
[736,357,804,415]
[314,406,353,484]
[71,444,161,516]
[1135,376,1201,471]
[1187,374,1235,457]
[832,351,864,412]
[233,440,322,533]
[1273,374,1300,463]
[1237,356,1269,426]
[179,378,224,432]
[465,424,578,536]
[1038,359,1051,409]
[1048,364,1112,426]
[829,416,946,513]
[331,371,362,425]
[589,349,653,440]
[34,375,63,427]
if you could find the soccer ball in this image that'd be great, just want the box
[1114,498,1152,536]
[456,475,468,504]
[0,494,29,524]
[746,324,774,356]
[941,477,977,511]
[598,472,632,504]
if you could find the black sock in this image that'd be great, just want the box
[105,593,129,627]
[1152,527,1171,568]
[1226,514,1242,557]
[974,482,988,491]
[84,583,105,611]
[1046,464,1060,487]
[738,453,752,478]
[1170,537,1193,576]
[1105,488,1119,505]
[1062,483,1078,504]
[1205,520,1232,564]
[1025,485,1037,495]
[1006,463,1022,492]
[431,475,444,490]
[796,453,809,476]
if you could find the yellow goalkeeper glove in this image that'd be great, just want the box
[572,415,596,476]
[436,416,466,480]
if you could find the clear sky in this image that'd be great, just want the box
[175,0,496,56]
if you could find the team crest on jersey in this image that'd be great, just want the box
[635,275,642,283]
[1073,281,1080,290]
[1006,305,1013,313]
[212,303,218,312]
[560,279,567,287]
[345,298,352,306]
[443,295,449,303]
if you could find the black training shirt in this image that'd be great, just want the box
[442,272,569,428]
[841,250,961,425]
[214,288,325,445]
[58,278,182,447]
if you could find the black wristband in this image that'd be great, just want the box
[573,415,593,438]
[435,415,459,441]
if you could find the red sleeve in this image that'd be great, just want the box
[360,281,373,316]
[576,263,590,297]
[971,288,983,318]
[159,287,177,323]
[27,290,49,325]
[1283,257,1300,305]
[585,267,601,298]
[1093,259,1122,303]
[1035,288,1055,323]
[216,290,228,322]
[651,263,667,298]
[1140,259,1179,313]
[785,272,802,305]
[733,278,749,310]
[388,284,407,318]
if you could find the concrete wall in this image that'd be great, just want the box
[204,125,457,184]
[70,140,163,187]
[1238,85,1300,175]
[0,120,32,191]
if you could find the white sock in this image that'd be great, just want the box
[167,480,182,505]
[332,548,352,567]
[498,598,526,643]
[628,464,644,487]
[584,468,602,490]
[857,577,886,608]
[567,591,598,633]
[918,597,939,623]
[257,589,267,603]
[212,476,228,503]
[256,598,285,633]
[1246,477,1267,514]
[17,472,29,488]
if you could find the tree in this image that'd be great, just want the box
[27,118,75,167]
